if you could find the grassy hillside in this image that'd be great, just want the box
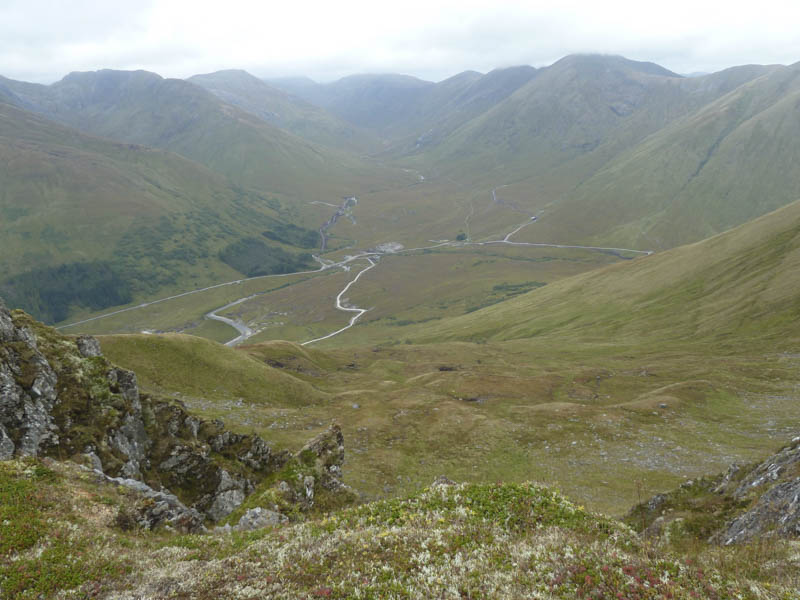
[0,101,316,322]
[264,57,797,255]
[0,70,407,206]
[393,57,795,250]
[151,197,800,513]
[63,185,800,515]
[414,197,800,347]
[99,333,325,407]
[418,56,756,184]
[187,69,380,153]
[380,66,540,153]
[98,194,800,513]
[537,64,800,249]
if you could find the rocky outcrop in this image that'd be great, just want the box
[297,422,346,492]
[106,474,207,534]
[0,302,352,525]
[76,335,102,358]
[713,479,800,544]
[0,302,59,459]
[216,507,288,533]
[627,436,800,545]
[710,437,800,544]
[224,423,357,520]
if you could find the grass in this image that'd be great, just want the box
[0,460,133,599]
[58,268,330,336]
[411,197,800,348]
[61,191,629,347]
[99,333,325,409]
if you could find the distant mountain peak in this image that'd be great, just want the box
[60,68,163,84]
[190,68,260,82]
[335,72,434,87]
[552,54,682,78]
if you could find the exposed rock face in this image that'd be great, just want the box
[711,437,800,544]
[628,436,800,545]
[234,423,356,518]
[221,507,288,533]
[0,302,59,459]
[715,479,800,544]
[105,474,207,534]
[729,438,800,499]
[76,335,103,358]
[298,423,346,492]
[0,302,350,524]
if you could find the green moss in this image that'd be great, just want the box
[0,464,50,556]
[0,460,131,599]
[299,449,317,467]
[338,482,615,538]
[0,536,126,599]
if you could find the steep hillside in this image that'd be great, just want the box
[266,75,321,101]
[0,101,317,323]
[187,69,379,152]
[387,65,540,151]
[419,55,761,184]
[98,333,325,407]
[415,197,800,346]
[0,70,399,201]
[382,56,794,251]
[263,56,796,254]
[538,63,800,249]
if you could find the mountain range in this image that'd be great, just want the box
[2,52,800,598]
[2,53,800,325]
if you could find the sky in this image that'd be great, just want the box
[3,0,800,83]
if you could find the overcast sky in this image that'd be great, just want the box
[3,0,800,84]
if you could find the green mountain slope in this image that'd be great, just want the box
[386,65,539,151]
[416,197,800,346]
[421,56,754,182]
[538,64,800,249]
[0,70,397,202]
[0,101,316,323]
[396,56,796,251]
[187,69,379,152]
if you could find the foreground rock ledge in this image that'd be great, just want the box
[0,300,353,528]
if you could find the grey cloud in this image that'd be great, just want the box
[1,1,799,84]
